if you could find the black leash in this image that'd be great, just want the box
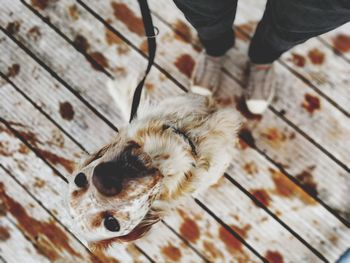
[129,0,158,123]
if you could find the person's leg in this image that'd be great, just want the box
[173,0,238,93]
[245,0,350,114]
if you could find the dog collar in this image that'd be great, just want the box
[162,124,197,156]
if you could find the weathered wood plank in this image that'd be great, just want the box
[319,22,350,61]
[0,76,204,262]
[0,118,150,262]
[0,29,260,262]
[235,0,350,115]
[145,0,350,221]
[0,3,320,258]
[1,0,348,262]
[148,0,350,170]
[0,213,50,263]
[0,165,97,262]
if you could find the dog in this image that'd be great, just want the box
[67,77,241,250]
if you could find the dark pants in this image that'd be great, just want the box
[173,0,350,63]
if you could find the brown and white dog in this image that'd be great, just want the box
[68,78,241,249]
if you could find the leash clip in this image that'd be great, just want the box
[146,26,159,38]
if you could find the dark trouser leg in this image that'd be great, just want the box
[173,0,238,56]
[249,0,350,64]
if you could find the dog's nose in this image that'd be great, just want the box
[92,162,124,196]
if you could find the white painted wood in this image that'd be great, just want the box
[0,166,97,262]
[145,0,350,220]
[0,215,51,263]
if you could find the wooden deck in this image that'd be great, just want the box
[1,0,350,262]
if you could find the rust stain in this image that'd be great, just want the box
[18,144,30,155]
[265,250,284,263]
[296,168,318,196]
[179,216,200,243]
[0,141,12,157]
[0,225,10,241]
[269,168,316,205]
[111,2,144,36]
[174,54,195,78]
[59,101,75,121]
[174,20,193,44]
[243,162,258,175]
[13,127,75,173]
[27,26,41,41]
[88,52,109,70]
[90,250,120,263]
[105,28,122,45]
[307,48,325,65]
[0,183,82,260]
[301,93,321,114]
[31,0,49,10]
[161,243,182,261]
[35,148,75,173]
[333,34,350,53]
[6,21,20,34]
[34,177,45,189]
[145,83,155,92]
[235,96,262,121]
[218,225,250,253]
[203,240,224,259]
[290,53,305,67]
[238,128,256,149]
[74,35,90,53]
[251,189,271,207]
[68,5,79,21]
[6,64,20,78]
[261,127,287,147]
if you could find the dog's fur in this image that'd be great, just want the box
[68,77,241,249]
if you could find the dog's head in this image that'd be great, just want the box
[68,134,163,249]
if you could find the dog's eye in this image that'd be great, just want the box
[104,216,120,232]
[74,172,88,188]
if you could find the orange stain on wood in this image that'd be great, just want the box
[179,216,200,243]
[203,240,224,259]
[111,2,144,36]
[31,0,49,10]
[291,53,305,67]
[27,26,41,41]
[59,101,75,121]
[161,243,182,261]
[6,21,20,34]
[35,148,75,173]
[296,168,318,196]
[218,225,250,253]
[307,48,325,65]
[265,250,284,263]
[7,64,20,78]
[301,93,321,114]
[243,162,258,175]
[269,168,316,205]
[174,20,192,43]
[68,5,79,21]
[0,183,82,261]
[332,34,350,53]
[174,54,195,78]
[261,128,287,147]
[88,52,109,70]
[105,28,122,45]
[0,225,10,241]
[251,189,271,207]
